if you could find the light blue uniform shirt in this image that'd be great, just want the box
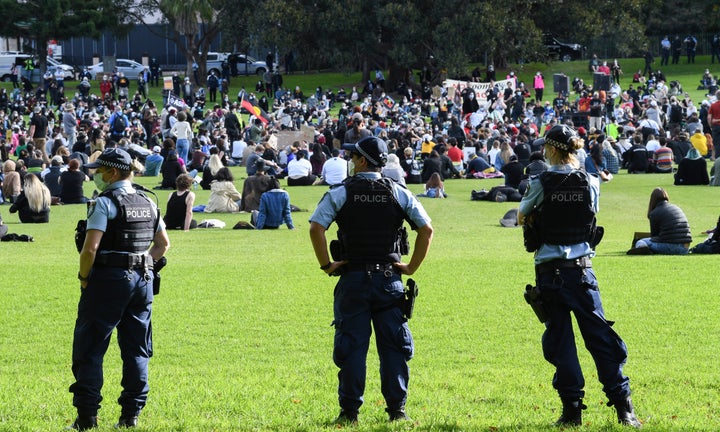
[309,172,431,230]
[519,164,599,265]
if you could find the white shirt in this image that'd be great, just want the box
[287,157,312,178]
[321,156,348,185]
[646,139,661,153]
[170,121,194,140]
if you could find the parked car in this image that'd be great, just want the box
[86,58,145,79]
[205,51,229,76]
[0,54,75,81]
[231,54,267,76]
[544,35,585,62]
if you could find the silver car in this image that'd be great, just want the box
[232,54,267,76]
[86,59,145,79]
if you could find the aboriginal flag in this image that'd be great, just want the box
[241,99,270,124]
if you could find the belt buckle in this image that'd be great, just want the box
[383,266,393,277]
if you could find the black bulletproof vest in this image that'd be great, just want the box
[98,189,157,253]
[335,177,407,264]
[537,170,595,246]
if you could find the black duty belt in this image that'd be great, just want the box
[95,252,153,269]
[535,256,592,274]
[344,263,398,277]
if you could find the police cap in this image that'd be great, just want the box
[85,148,133,171]
[342,136,388,167]
[544,125,578,151]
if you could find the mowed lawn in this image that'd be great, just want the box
[0,167,719,431]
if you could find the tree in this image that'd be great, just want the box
[0,0,128,75]
[128,0,236,86]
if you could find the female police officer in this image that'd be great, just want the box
[518,125,641,428]
[69,148,169,430]
[309,136,433,424]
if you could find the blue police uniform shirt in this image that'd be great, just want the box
[519,164,599,265]
[87,180,165,253]
[309,172,431,230]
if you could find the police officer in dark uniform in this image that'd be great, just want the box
[149,57,160,87]
[518,125,641,428]
[309,136,433,425]
[69,148,170,430]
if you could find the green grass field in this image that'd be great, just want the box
[1,167,720,431]
[2,57,720,431]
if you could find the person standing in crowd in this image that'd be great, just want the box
[170,111,193,163]
[660,36,671,66]
[149,57,160,87]
[68,148,169,431]
[518,125,641,429]
[631,187,691,255]
[309,136,434,425]
[28,105,50,164]
[707,90,720,159]
[534,71,545,102]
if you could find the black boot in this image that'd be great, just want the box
[386,407,411,422]
[611,397,642,429]
[554,398,586,426]
[67,416,97,430]
[332,409,358,425]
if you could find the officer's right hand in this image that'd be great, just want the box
[324,260,347,276]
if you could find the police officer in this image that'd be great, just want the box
[309,136,433,424]
[518,125,641,428]
[68,148,170,430]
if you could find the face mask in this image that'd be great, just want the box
[347,160,355,176]
[93,171,110,192]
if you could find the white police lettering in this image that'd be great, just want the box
[550,191,584,202]
[354,194,388,203]
[126,207,152,220]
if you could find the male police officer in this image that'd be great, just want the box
[69,148,170,430]
[309,136,433,424]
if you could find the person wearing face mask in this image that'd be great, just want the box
[309,136,434,425]
[68,148,170,431]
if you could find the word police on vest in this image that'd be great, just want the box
[550,190,584,202]
[341,136,388,167]
[354,194,389,203]
[125,207,153,221]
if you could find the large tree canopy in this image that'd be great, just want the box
[0,0,127,73]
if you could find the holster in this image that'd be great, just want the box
[524,284,549,324]
[403,278,418,319]
[153,256,167,295]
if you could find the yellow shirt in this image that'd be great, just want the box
[690,132,708,156]
[421,140,435,155]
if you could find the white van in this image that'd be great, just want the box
[0,55,74,81]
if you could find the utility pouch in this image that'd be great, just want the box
[153,256,167,295]
[524,284,549,324]
[330,239,345,261]
[403,278,418,319]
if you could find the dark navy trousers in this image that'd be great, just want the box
[70,266,154,417]
[332,270,414,413]
[537,267,631,403]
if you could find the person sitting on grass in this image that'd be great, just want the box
[9,173,51,223]
[204,167,242,213]
[417,172,446,198]
[674,147,709,185]
[251,186,294,230]
[163,173,197,230]
[241,160,280,212]
[286,150,317,186]
[629,187,691,255]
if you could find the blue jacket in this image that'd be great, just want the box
[256,189,293,229]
